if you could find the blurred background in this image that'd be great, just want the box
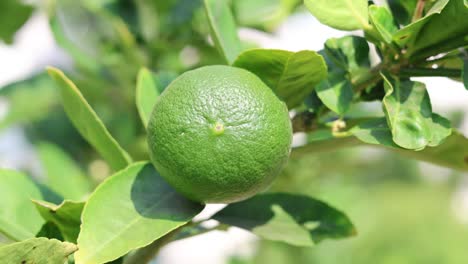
[1,0,468,263]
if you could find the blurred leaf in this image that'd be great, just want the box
[233,49,327,108]
[136,68,160,128]
[36,222,64,241]
[213,193,356,246]
[387,0,417,26]
[316,73,353,115]
[0,238,77,264]
[232,0,299,30]
[47,67,132,171]
[351,118,468,171]
[368,5,398,43]
[36,142,91,201]
[33,200,84,243]
[75,162,204,264]
[49,0,104,71]
[0,0,34,43]
[294,118,467,171]
[402,131,468,171]
[134,0,159,43]
[0,169,44,241]
[382,74,452,150]
[410,0,468,58]
[0,73,58,129]
[50,0,143,72]
[203,0,242,64]
[304,0,369,31]
[393,0,449,48]
[464,59,468,89]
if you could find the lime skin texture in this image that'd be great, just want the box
[148,65,292,204]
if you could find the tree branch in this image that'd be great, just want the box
[399,67,461,77]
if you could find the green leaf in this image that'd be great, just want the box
[0,73,58,129]
[33,200,84,243]
[136,68,160,128]
[316,73,352,115]
[203,0,242,64]
[428,113,452,147]
[50,0,142,72]
[387,0,417,26]
[36,142,91,201]
[49,0,103,72]
[382,74,452,150]
[304,0,369,31]
[233,49,327,108]
[47,67,132,171]
[393,0,449,48]
[411,0,468,58]
[0,0,34,43]
[36,222,64,241]
[350,118,399,147]
[232,0,299,30]
[368,5,398,43]
[75,162,204,264]
[323,36,370,74]
[315,36,369,114]
[0,169,44,241]
[0,237,77,264]
[213,193,356,246]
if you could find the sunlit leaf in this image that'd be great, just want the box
[316,73,352,115]
[382,74,452,150]
[75,162,204,264]
[47,67,132,171]
[410,0,468,59]
[0,169,44,241]
[203,0,242,64]
[33,200,84,243]
[233,49,327,108]
[304,0,369,31]
[393,0,449,48]
[0,238,77,264]
[233,0,300,30]
[368,5,398,43]
[36,142,91,201]
[136,68,160,128]
[0,74,58,129]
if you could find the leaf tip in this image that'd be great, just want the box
[45,66,61,76]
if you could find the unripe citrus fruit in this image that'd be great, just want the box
[147,65,292,203]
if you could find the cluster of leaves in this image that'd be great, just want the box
[0,0,468,263]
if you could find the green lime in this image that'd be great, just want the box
[147,65,292,203]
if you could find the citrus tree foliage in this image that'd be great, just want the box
[0,0,468,263]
